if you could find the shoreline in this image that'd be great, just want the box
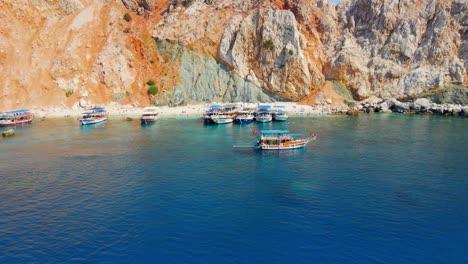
[30,102,342,120]
[26,99,468,120]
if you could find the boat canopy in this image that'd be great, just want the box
[83,107,107,114]
[261,130,289,134]
[3,109,31,115]
[224,103,240,108]
[258,105,271,109]
[143,107,158,112]
[88,107,106,111]
[275,110,286,114]
[209,104,223,109]
[273,105,286,108]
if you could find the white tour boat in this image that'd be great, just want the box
[141,107,159,124]
[79,107,108,125]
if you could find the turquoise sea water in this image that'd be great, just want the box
[0,114,467,263]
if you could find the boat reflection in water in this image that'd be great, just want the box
[258,147,306,157]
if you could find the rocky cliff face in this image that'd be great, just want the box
[0,0,466,109]
[327,0,467,101]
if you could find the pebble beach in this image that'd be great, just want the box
[31,102,343,120]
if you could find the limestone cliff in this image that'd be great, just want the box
[0,0,466,109]
[327,0,467,101]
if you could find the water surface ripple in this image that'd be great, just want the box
[0,115,466,263]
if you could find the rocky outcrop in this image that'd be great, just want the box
[355,97,468,116]
[154,1,328,105]
[329,0,467,100]
[1,129,15,137]
[153,39,282,106]
[121,0,156,12]
[217,8,323,101]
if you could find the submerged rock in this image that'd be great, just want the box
[1,129,15,137]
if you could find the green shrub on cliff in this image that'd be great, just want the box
[263,39,274,50]
[148,84,158,96]
[123,13,132,22]
[65,89,74,97]
[146,79,156,86]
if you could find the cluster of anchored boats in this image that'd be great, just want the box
[203,104,288,124]
[0,107,159,127]
[1,106,317,150]
[79,106,160,125]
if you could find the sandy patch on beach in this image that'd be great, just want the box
[30,101,339,120]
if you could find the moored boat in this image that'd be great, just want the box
[141,107,159,124]
[79,107,108,125]
[203,104,223,124]
[256,110,272,123]
[211,113,235,124]
[272,106,288,121]
[256,105,272,123]
[273,110,288,121]
[234,110,255,124]
[255,130,316,150]
[0,109,33,127]
[211,103,240,124]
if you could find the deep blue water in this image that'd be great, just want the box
[0,114,467,263]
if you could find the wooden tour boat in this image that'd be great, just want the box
[141,107,159,124]
[234,110,255,124]
[203,104,223,124]
[0,109,33,127]
[79,107,108,125]
[255,130,317,150]
[256,105,272,123]
[272,106,288,121]
[211,103,241,124]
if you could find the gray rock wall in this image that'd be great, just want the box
[152,0,466,105]
[330,0,466,100]
[218,8,323,101]
[153,39,283,106]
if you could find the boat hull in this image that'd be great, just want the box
[273,116,288,121]
[203,116,214,124]
[212,118,233,124]
[257,140,309,150]
[256,117,272,123]
[0,119,32,127]
[211,115,234,124]
[141,118,157,124]
[234,118,254,124]
[80,117,107,125]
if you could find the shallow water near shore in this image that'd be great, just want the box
[1,114,467,263]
